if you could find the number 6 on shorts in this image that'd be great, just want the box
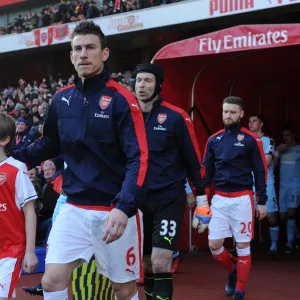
[126,247,136,266]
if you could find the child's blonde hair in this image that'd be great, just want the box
[0,113,16,153]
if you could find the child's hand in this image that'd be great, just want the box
[23,252,39,273]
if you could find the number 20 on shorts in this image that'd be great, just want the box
[240,221,252,236]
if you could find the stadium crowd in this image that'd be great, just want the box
[0,0,183,35]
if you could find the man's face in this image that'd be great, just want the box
[135,73,156,102]
[249,116,262,133]
[7,101,14,109]
[28,168,37,179]
[33,116,40,124]
[38,106,45,115]
[70,34,109,79]
[19,94,25,102]
[222,103,244,126]
[26,100,32,108]
[20,110,28,119]
[16,122,27,133]
[282,130,295,145]
[44,165,55,179]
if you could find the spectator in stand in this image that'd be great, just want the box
[43,8,52,27]
[62,11,72,23]
[40,78,49,90]
[29,113,43,140]
[20,107,34,128]
[38,104,48,123]
[36,160,63,246]
[28,167,43,215]
[6,99,16,115]
[14,103,25,117]
[0,102,6,112]
[87,1,101,18]
[24,83,32,95]
[75,0,85,16]
[57,78,65,89]
[25,99,32,111]
[31,105,38,114]
[12,117,35,151]
[59,0,68,16]
[101,2,114,16]
[124,0,137,11]
[30,12,38,30]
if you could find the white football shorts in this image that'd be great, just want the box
[0,257,22,298]
[46,203,143,283]
[208,191,255,243]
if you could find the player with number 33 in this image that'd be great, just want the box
[134,63,208,300]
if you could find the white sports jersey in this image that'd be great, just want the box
[260,135,275,185]
[279,145,300,187]
[0,157,37,258]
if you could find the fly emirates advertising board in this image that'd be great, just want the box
[199,29,288,54]
[1,0,300,53]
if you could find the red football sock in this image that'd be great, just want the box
[211,246,235,274]
[236,249,251,292]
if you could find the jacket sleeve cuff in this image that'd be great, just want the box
[255,192,267,205]
[114,200,137,218]
[257,201,266,205]
[195,188,206,196]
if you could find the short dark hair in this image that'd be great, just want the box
[283,121,294,133]
[0,113,16,153]
[70,21,107,49]
[223,96,244,110]
[283,127,294,134]
[21,107,29,113]
[250,113,264,123]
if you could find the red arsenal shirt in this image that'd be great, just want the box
[0,157,37,258]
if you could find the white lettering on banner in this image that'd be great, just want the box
[209,0,254,16]
[18,34,35,47]
[199,30,288,53]
[108,15,143,32]
[209,0,298,16]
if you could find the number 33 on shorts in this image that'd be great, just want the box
[160,220,177,244]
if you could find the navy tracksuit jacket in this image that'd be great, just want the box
[203,123,267,204]
[12,70,148,218]
[142,97,206,199]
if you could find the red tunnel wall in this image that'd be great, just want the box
[158,45,300,253]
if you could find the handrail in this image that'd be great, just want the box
[188,104,212,136]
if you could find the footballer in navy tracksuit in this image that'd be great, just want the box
[200,96,268,300]
[11,21,148,300]
[134,64,208,300]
